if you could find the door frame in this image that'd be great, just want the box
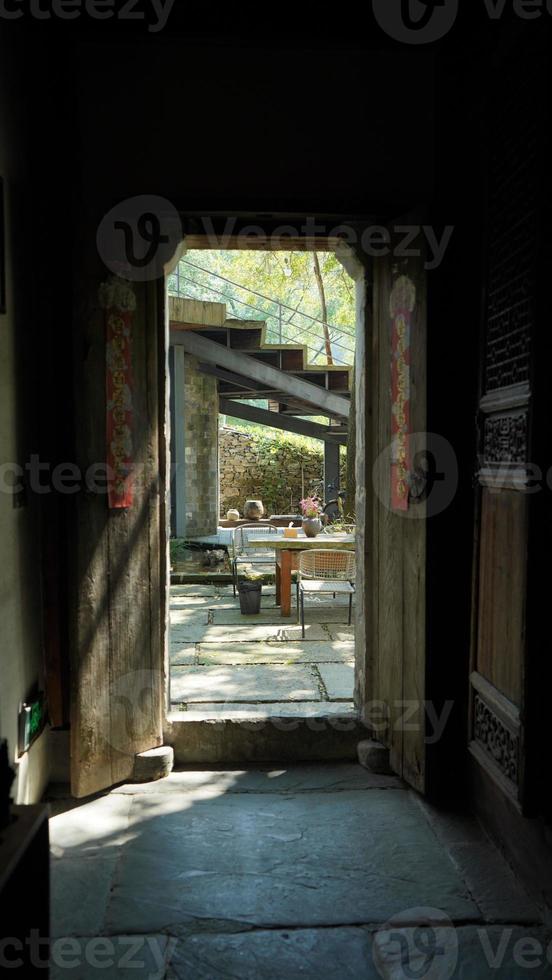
[161,215,371,726]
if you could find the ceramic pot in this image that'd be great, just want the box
[302,518,322,538]
[244,499,264,521]
[226,509,240,522]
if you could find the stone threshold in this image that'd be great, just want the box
[165,712,369,765]
[169,702,356,719]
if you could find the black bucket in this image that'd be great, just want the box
[238,581,262,615]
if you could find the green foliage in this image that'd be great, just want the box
[168,249,355,366]
[170,538,189,563]
[239,570,264,582]
[220,424,347,515]
[221,419,322,455]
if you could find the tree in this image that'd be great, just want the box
[312,252,333,365]
[169,249,355,367]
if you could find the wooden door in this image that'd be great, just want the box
[70,264,168,798]
[356,218,428,793]
[469,44,547,816]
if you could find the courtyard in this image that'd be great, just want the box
[169,581,355,717]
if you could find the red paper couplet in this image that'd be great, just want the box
[106,305,134,509]
[390,276,415,513]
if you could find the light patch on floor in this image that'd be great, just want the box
[48,764,546,979]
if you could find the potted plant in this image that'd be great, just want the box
[300,496,323,537]
[237,570,263,614]
[327,514,356,535]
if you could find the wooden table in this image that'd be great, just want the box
[250,533,355,617]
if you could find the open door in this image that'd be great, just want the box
[357,216,427,792]
[70,273,168,798]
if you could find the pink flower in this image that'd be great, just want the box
[300,496,322,519]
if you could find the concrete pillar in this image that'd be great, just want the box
[169,347,219,538]
[324,441,341,498]
[169,345,187,537]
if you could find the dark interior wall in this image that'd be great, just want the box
[5,16,543,811]
[72,41,435,214]
[0,28,50,802]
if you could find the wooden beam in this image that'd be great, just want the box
[219,398,347,444]
[182,234,344,252]
[172,330,350,419]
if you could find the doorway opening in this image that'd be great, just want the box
[166,237,361,729]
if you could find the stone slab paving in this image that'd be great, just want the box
[171,664,321,704]
[179,701,356,718]
[105,790,478,934]
[170,595,223,608]
[112,764,404,795]
[170,607,210,625]
[318,662,356,699]
[169,642,197,666]
[168,925,552,980]
[173,622,329,643]
[196,640,354,665]
[50,935,173,980]
[325,624,355,641]
[212,607,354,625]
[50,855,119,937]
[415,796,541,924]
[49,765,549,979]
[215,584,277,596]
[170,587,354,711]
[170,585,218,597]
[214,594,352,610]
[49,794,133,856]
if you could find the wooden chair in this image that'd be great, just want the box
[296,549,356,638]
[232,523,279,596]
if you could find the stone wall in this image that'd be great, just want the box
[220,426,335,517]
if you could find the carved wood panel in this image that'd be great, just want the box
[471,51,543,802]
[483,412,528,467]
[473,694,519,787]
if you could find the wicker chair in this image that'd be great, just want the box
[232,523,279,596]
[296,549,356,638]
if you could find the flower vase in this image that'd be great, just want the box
[302,518,322,538]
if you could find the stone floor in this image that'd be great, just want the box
[48,763,550,978]
[170,583,355,717]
